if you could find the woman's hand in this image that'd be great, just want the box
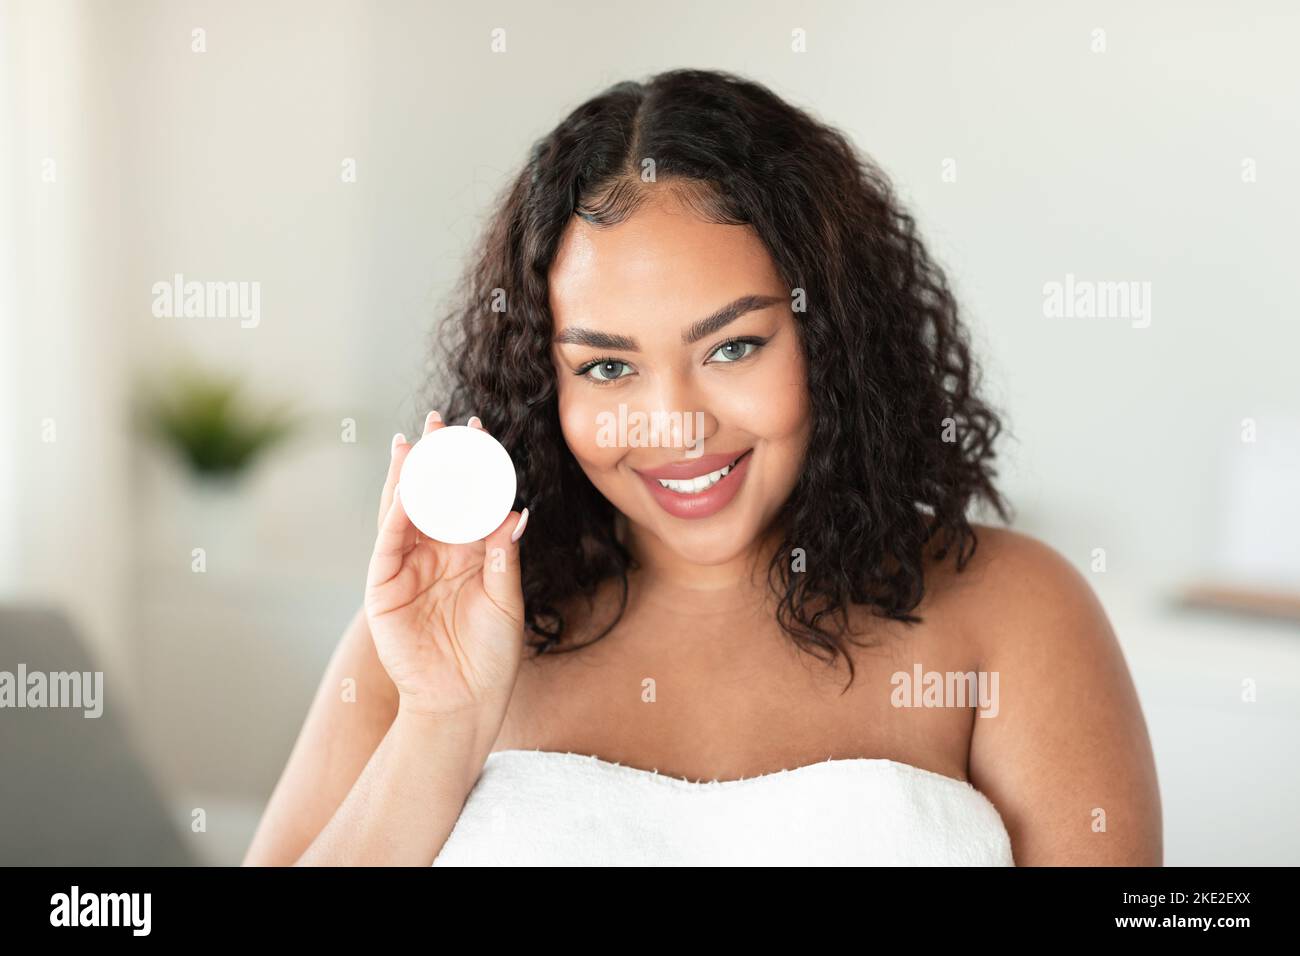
[364,410,530,722]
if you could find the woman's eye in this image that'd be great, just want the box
[583,360,632,383]
[708,339,760,364]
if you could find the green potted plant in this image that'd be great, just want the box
[137,364,299,569]
[139,365,297,483]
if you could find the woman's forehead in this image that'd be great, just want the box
[549,201,781,333]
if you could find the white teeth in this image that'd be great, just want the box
[655,454,744,495]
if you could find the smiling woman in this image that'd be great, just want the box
[548,204,809,538]
[436,71,1010,664]
[244,68,1161,868]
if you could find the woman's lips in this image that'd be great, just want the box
[633,449,753,520]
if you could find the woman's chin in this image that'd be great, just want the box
[642,510,764,566]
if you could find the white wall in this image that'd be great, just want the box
[1,0,133,685]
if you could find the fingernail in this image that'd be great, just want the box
[429,409,442,424]
[391,432,405,455]
[424,410,440,432]
[467,415,482,429]
[510,507,530,543]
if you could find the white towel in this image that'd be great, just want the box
[433,749,1015,866]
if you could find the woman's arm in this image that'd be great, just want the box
[966,529,1163,865]
[294,701,496,866]
[241,607,401,865]
[243,412,527,866]
[242,606,504,866]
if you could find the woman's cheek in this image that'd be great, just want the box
[558,386,622,471]
[712,360,809,445]
[766,344,813,442]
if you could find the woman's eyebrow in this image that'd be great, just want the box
[681,293,784,344]
[552,293,784,350]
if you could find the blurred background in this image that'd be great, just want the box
[2,0,1297,865]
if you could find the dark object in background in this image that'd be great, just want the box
[0,604,195,865]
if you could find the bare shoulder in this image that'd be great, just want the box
[935,521,1091,592]
[936,523,1163,865]
[926,523,1107,658]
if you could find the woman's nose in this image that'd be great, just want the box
[641,375,718,452]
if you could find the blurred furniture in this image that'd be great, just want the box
[0,603,196,865]
[1096,578,1300,866]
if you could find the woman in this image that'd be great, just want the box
[243,69,1161,866]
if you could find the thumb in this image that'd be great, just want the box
[481,507,528,622]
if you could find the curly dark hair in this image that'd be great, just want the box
[423,68,1011,689]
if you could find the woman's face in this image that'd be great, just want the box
[548,187,812,567]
